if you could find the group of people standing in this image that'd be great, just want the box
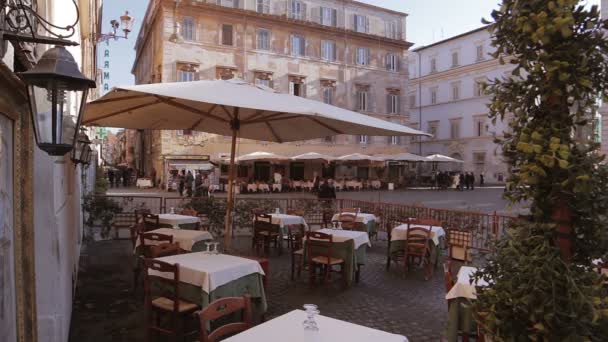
[433,171,485,191]
[106,168,134,188]
[176,170,211,197]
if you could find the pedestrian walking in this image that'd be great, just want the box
[459,173,465,191]
[480,173,485,187]
[108,169,114,188]
[470,172,476,190]
[186,170,194,197]
[202,173,210,197]
[318,179,336,199]
[194,171,203,197]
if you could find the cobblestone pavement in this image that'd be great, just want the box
[69,235,449,342]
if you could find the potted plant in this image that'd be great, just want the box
[474,0,608,339]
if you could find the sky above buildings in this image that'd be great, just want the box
[102,0,601,89]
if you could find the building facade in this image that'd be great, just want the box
[408,27,512,183]
[0,1,101,341]
[130,0,414,186]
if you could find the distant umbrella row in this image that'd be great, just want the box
[225,151,463,163]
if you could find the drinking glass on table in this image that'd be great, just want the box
[302,304,320,331]
[170,207,175,214]
[203,241,212,254]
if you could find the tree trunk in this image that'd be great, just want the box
[552,201,572,262]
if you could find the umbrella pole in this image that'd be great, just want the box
[224,127,238,251]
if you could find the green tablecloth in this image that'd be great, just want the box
[303,240,367,286]
[446,297,476,341]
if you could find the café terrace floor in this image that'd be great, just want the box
[69,235,449,342]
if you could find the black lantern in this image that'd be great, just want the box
[81,145,93,166]
[71,130,92,165]
[20,46,96,156]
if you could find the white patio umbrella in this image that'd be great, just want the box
[236,151,289,162]
[336,153,386,162]
[83,79,430,249]
[291,152,335,161]
[425,154,464,163]
[377,152,427,162]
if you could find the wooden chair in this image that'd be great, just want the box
[139,232,174,258]
[287,224,305,280]
[408,218,442,227]
[130,222,145,250]
[321,209,334,228]
[337,212,358,230]
[447,229,472,263]
[404,227,433,280]
[149,242,181,258]
[179,208,198,216]
[142,213,160,232]
[135,208,151,224]
[340,207,357,214]
[305,231,347,289]
[443,260,455,310]
[251,208,267,222]
[143,259,199,341]
[286,208,305,217]
[197,213,211,231]
[197,296,253,342]
[252,215,281,256]
[112,212,136,240]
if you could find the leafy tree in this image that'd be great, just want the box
[474,0,608,339]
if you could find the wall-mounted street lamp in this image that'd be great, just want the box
[1,0,96,156]
[71,129,92,165]
[98,10,135,42]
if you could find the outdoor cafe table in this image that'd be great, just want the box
[158,213,200,229]
[331,212,377,235]
[268,213,309,234]
[150,253,267,318]
[134,228,213,252]
[371,180,381,189]
[303,228,371,286]
[272,183,282,192]
[446,266,488,342]
[136,178,153,188]
[388,223,446,266]
[224,309,408,342]
[345,180,363,190]
[247,183,258,192]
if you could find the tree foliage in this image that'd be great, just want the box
[474,0,608,339]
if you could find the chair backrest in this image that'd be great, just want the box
[408,218,442,228]
[135,208,151,224]
[256,213,272,223]
[251,208,266,221]
[198,296,253,342]
[286,208,305,217]
[149,242,181,258]
[180,208,198,216]
[447,229,472,262]
[143,259,180,314]
[443,261,455,309]
[112,212,135,228]
[341,208,357,214]
[140,232,174,258]
[253,217,276,236]
[338,213,357,230]
[306,231,333,263]
[322,209,334,226]
[130,222,145,249]
[406,227,431,255]
[287,224,305,250]
[142,213,160,232]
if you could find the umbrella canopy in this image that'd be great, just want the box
[83,79,430,250]
[336,153,385,162]
[378,152,427,162]
[236,151,289,162]
[83,79,429,141]
[425,154,464,163]
[291,152,335,161]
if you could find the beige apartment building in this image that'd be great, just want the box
[130,0,414,187]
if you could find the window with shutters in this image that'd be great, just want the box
[474,115,487,136]
[177,63,198,82]
[473,152,486,165]
[320,7,337,27]
[409,94,416,109]
[289,76,306,97]
[430,57,437,73]
[451,51,459,67]
[450,119,461,139]
[221,24,233,46]
[291,34,306,57]
[183,17,195,41]
[256,0,269,13]
[451,82,460,100]
[323,87,334,105]
[290,0,306,20]
[321,40,336,61]
[356,88,369,111]
[385,21,398,39]
[427,120,439,139]
[257,29,270,50]
[386,53,399,71]
[389,135,399,145]
[430,87,438,105]
[386,91,400,114]
[474,78,486,97]
[476,44,484,61]
[354,14,368,33]
[356,47,370,66]
[254,71,273,88]
[217,0,238,8]
[359,135,368,144]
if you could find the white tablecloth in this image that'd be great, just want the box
[292,180,302,188]
[150,253,265,293]
[302,181,314,190]
[158,214,200,228]
[445,266,488,300]
[272,183,282,192]
[136,178,153,188]
[334,182,344,190]
[269,214,308,230]
[310,228,371,249]
[371,180,381,189]
[345,180,362,189]
[247,184,258,192]
[331,213,376,225]
[391,224,446,246]
[209,184,220,192]
[225,310,408,342]
[258,184,270,192]
[134,228,213,251]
